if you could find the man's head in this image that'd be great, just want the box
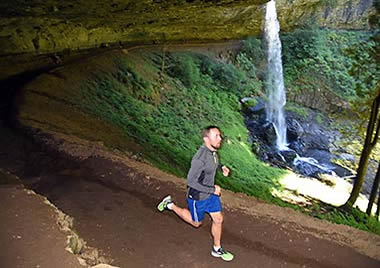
[202,126,223,151]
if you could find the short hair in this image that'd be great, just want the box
[202,125,220,138]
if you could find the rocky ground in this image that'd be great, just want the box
[1,125,380,268]
[244,98,379,201]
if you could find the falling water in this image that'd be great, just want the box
[264,0,287,150]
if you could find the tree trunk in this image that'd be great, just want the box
[342,93,380,209]
[366,162,380,215]
[376,185,380,218]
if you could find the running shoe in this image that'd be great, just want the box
[211,247,234,261]
[157,195,172,212]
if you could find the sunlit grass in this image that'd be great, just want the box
[272,172,379,222]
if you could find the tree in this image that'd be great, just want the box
[366,162,380,215]
[376,186,380,218]
[342,92,380,209]
[341,32,380,209]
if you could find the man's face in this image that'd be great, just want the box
[204,128,223,150]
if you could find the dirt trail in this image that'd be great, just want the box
[0,176,83,268]
[1,127,380,268]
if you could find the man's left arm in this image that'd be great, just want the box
[218,164,230,177]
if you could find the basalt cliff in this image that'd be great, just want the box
[0,0,377,79]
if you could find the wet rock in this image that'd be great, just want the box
[303,131,330,151]
[293,158,325,178]
[330,163,353,178]
[288,140,306,155]
[246,98,266,115]
[266,151,290,169]
[280,149,297,163]
[263,122,277,146]
[339,153,356,162]
[287,118,304,142]
[304,149,331,163]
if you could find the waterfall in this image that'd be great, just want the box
[264,0,287,150]
[243,0,341,178]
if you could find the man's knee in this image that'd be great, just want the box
[211,213,223,225]
[191,221,202,228]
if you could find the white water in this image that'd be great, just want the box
[293,155,332,173]
[264,0,288,150]
[262,1,334,176]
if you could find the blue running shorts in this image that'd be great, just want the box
[187,194,222,223]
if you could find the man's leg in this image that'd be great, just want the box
[171,204,201,228]
[209,211,234,261]
[209,211,223,247]
[208,195,234,261]
[157,195,201,227]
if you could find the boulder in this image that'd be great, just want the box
[287,118,304,142]
[263,122,277,147]
[288,140,306,155]
[330,163,354,178]
[303,131,330,151]
[339,153,356,162]
[304,149,331,163]
[280,149,298,163]
[247,98,266,115]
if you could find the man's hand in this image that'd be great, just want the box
[222,165,230,177]
[214,185,221,196]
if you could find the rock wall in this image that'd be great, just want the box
[277,0,376,31]
[287,88,350,114]
[0,0,375,57]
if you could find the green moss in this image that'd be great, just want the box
[72,51,288,202]
[315,113,324,124]
[285,102,309,119]
[244,98,258,108]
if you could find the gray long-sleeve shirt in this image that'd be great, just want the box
[186,145,220,200]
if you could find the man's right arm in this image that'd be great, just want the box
[187,159,215,194]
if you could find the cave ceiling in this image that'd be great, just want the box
[0,0,376,79]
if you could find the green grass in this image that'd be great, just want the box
[314,206,380,235]
[75,51,288,203]
[72,48,380,235]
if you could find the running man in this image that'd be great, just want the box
[157,125,234,262]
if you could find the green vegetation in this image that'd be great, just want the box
[284,101,325,123]
[70,29,380,235]
[243,98,258,108]
[285,102,309,119]
[282,29,380,211]
[281,28,380,233]
[313,206,380,235]
[282,28,375,102]
[315,113,324,125]
[77,50,288,203]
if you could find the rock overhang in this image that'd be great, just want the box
[0,0,376,80]
[0,0,375,56]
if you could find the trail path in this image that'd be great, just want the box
[1,128,380,268]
